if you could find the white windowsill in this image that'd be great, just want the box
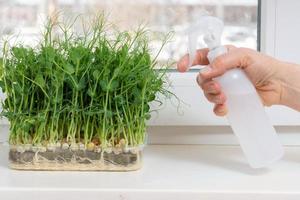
[1,144,300,200]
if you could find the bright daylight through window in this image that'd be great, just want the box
[0,0,258,67]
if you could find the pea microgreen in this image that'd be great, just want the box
[0,15,171,148]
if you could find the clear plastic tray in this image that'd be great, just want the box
[9,144,143,171]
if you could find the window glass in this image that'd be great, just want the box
[0,0,258,65]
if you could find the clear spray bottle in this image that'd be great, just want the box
[188,16,284,168]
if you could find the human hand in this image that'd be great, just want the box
[177,46,300,116]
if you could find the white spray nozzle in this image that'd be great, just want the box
[188,16,224,67]
[203,33,218,49]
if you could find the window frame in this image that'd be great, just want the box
[148,0,300,127]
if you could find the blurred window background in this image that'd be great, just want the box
[0,0,258,66]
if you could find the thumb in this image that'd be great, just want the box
[200,46,251,80]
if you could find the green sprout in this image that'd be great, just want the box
[0,15,171,149]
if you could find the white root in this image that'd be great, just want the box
[10,145,142,171]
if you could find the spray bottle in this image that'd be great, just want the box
[188,16,284,168]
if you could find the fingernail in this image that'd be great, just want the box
[207,83,217,93]
[196,75,202,85]
[219,106,228,115]
[207,88,216,93]
[219,109,228,116]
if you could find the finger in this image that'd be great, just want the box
[200,47,252,80]
[196,71,211,86]
[204,92,226,104]
[199,80,221,95]
[195,65,214,85]
[177,48,210,72]
[213,104,228,116]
